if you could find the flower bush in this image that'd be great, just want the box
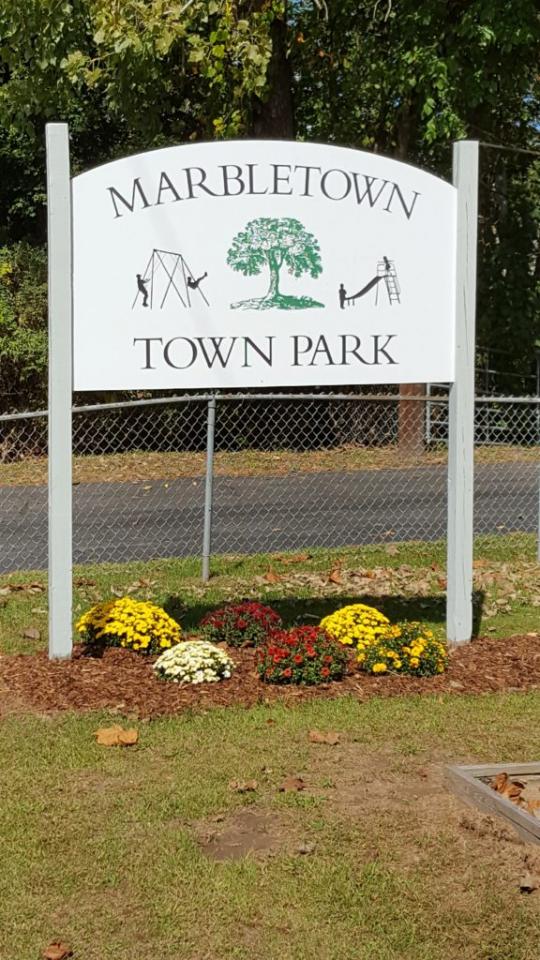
[76,597,181,654]
[360,622,448,677]
[257,626,348,685]
[320,603,390,651]
[154,640,235,684]
[200,600,282,648]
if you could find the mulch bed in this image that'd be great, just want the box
[1,633,540,718]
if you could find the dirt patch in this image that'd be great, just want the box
[195,808,295,861]
[1,632,540,718]
[308,743,445,815]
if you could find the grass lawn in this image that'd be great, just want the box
[2,693,540,960]
[1,534,538,656]
[0,533,540,653]
[1,535,540,959]
[0,442,536,486]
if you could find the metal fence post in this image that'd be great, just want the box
[425,383,432,445]
[447,140,479,644]
[46,123,73,659]
[202,395,217,581]
[537,471,540,563]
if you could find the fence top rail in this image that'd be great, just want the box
[0,392,539,423]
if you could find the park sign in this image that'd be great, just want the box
[47,126,479,657]
[72,140,457,390]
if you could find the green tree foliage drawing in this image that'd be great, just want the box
[227,217,324,310]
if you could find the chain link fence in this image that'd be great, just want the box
[0,392,538,575]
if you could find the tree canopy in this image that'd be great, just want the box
[227,217,323,309]
[0,0,539,402]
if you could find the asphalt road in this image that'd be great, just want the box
[0,462,537,573]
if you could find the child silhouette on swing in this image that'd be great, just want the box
[187,271,207,291]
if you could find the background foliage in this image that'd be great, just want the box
[0,0,539,409]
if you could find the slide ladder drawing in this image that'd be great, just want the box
[132,249,209,309]
[375,259,401,305]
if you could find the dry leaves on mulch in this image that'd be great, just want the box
[1,633,540,719]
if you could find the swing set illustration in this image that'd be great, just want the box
[132,249,209,310]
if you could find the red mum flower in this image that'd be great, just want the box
[306,647,316,658]
[324,655,333,664]
[282,667,292,678]
[321,667,330,677]
[294,654,303,664]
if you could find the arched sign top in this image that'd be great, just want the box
[73,138,455,197]
[72,139,457,390]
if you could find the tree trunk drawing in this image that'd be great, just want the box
[266,254,281,300]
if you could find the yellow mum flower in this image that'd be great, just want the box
[75,597,181,655]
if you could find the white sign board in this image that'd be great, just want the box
[73,140,457,390]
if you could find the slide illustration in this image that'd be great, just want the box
[339,257,401,308]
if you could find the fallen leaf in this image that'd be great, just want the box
[117,728,139,746]
[385,544,399,556]
[308,730,340,746]
[279,776,306,792]
[328,567,342,585]
[490,773,525,804]
[0,581,44,595]
[74,577,96,587]
[263,570,281,584]
[520,871,540,893]
[277,553,311,565]
[110,587,124,597]
[491,773,509,793]
[525,800,540,818]
[94,725,138,747]
[229,779,258,793]
[22,627,41,641]
[42,942,73,960]
[296,842,316,855]
[505,782,525,803]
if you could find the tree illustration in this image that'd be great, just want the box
[227,217,324,310]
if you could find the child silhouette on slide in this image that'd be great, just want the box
[136,274,149,307]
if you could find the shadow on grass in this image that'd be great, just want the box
[164,590,485,638]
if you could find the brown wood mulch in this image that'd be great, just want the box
[1,633,539,718]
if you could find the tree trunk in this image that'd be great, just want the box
[397,383,425,453]
[250,3,294,138]
[395,101,425,452]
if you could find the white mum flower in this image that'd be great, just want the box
[154,639,235,684]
